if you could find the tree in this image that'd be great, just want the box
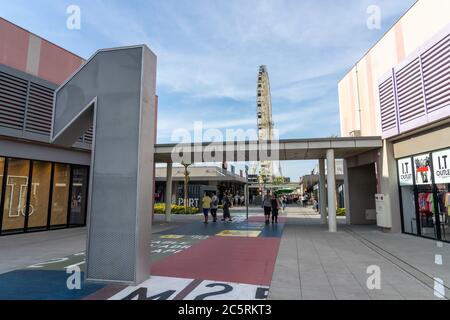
[273,176,285,185]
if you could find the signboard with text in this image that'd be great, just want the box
[432,149,450,184]
[398,158,413,186]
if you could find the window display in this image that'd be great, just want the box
[436,184,450,241]
[1,159,30,233]
[0,156,89,236]
[50,164,70,227]
[417,190,436,238]
[27,161,52,230]
[398,148,450,242]
[69,166,88,226]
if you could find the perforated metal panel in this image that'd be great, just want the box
[421,33,450,112]
[0,71,27,130]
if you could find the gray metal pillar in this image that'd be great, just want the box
[326,149,337,232]
[165,162,173,222]
[319,158,327,224]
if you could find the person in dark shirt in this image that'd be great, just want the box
[271,194,281,224]
[262,190,272,224]
[221,192,233,222]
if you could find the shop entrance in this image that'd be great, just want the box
[398,149,450,242]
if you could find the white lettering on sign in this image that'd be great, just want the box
[398,158,413,186]
[433,149,450,184]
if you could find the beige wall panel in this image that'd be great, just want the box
[401,0,450,55]
[393,126,450,158]
[338,0,450,139]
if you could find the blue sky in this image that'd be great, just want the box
[0,0,416,180]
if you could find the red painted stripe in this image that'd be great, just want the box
[173,279,203,300]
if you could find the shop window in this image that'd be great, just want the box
[0,158,4,230]
[27,161,52,230]
[433,148,450,241]
[69,166,88,227]
[436,184,450,241]
[413,153,436,238]
[399,149,450,242]
[1,159,30,233]
[50,164,70,227]
[398,157,417,234]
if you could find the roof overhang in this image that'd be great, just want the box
[154,137,382,163]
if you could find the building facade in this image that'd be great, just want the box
[0,18,91,235]
[338,0,450,242]
[154,165,246,208]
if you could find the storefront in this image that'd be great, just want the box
[398,147,450,242]
[0,156,89,235]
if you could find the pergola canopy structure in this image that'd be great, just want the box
[154,137,382,163]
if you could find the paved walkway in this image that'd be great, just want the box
[0,206,448,300]
[269,207,449,300]
[0,209,283,300]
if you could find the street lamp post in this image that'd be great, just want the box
[182,161,191,214]
[245,165,249,221]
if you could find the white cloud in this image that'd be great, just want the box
[0,0,416,179]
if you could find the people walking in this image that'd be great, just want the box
[211,192,219,222]
[202,192,212,224]
[312,197,319,212]
[271,194,281,224]
[221,192,232,222]
[281,195,286,211]
[262,190,272,224]
[302,194,308,207]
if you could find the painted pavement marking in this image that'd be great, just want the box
[216,230,261,237]
[108,276,269,300]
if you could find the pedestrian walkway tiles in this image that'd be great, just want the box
[0,215,284,300]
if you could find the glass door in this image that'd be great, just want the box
[69,166,88,227]
[2,159,30,234]
[413,153,439,239]
[417,185,438,239]
[436,183,450,242]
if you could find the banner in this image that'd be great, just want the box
[432,148,450,184]
[398,158,413,186]
[413,154,432,185]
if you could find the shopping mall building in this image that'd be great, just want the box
[0,18,93,235]
[0,18,249,236]
[339,0,450,242]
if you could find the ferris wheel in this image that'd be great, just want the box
[252,65,274,181]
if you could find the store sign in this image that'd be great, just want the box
[398,158,413,186]
[433,149,450,184]
[414,154,432,185]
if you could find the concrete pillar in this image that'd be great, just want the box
[326,149,337,232]
[343,159,351,225]
[319,158,327,224]
[378,140,401,232]
[165,162,173,222]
